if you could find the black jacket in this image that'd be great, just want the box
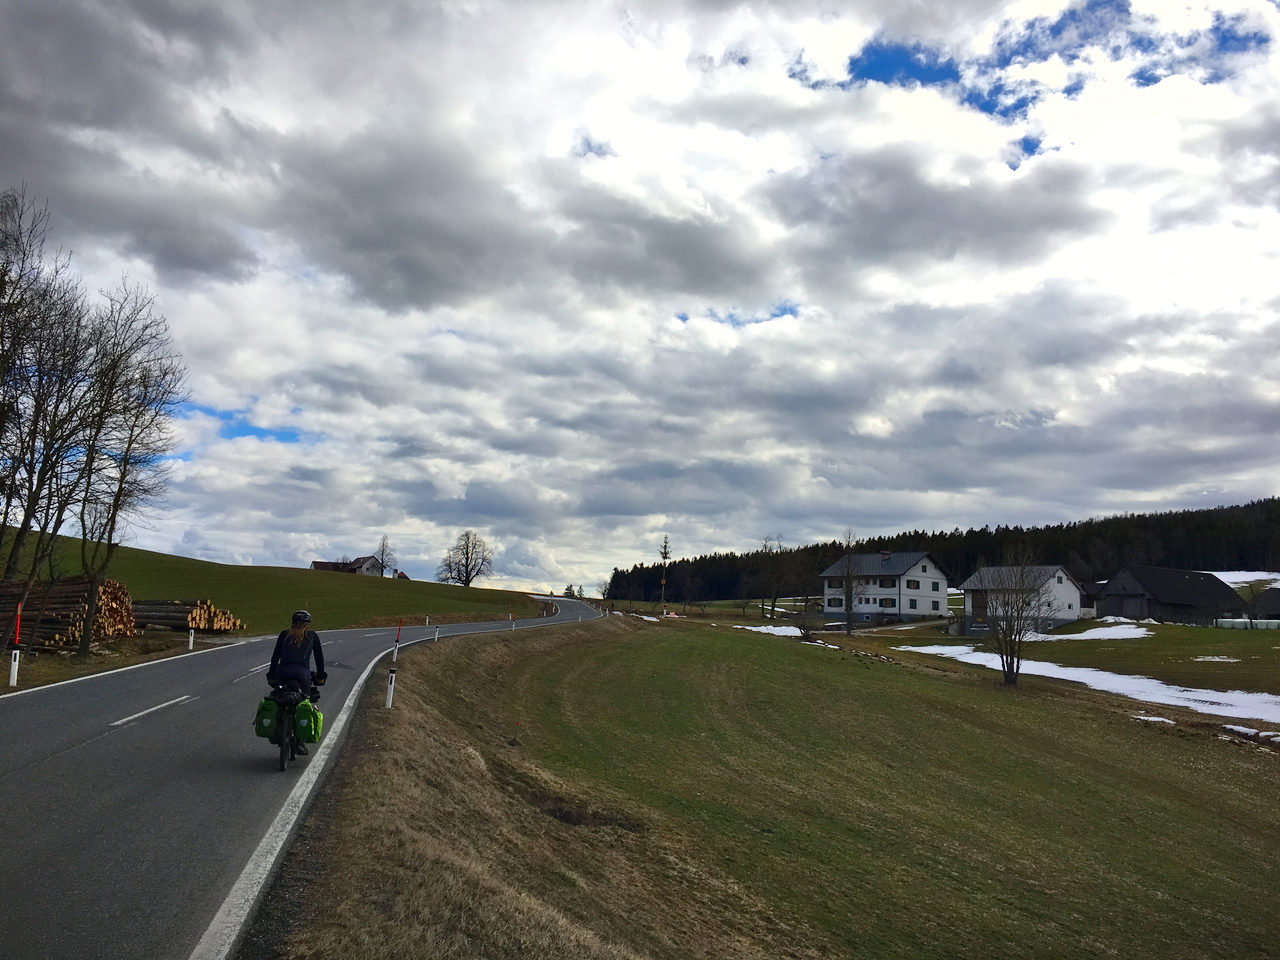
[270,629,324,676]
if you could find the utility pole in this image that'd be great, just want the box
[659,534,671,617]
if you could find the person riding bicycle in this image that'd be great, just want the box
[268,610,326,753]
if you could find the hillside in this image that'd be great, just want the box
[3,534,542,636]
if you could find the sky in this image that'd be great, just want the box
[3,0,1279,592]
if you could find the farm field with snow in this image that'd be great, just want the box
[255,615,1280,960]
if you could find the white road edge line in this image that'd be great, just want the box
[110,695,194,726]
[188,647,389,960]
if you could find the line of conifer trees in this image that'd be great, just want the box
[605,498,1280,607]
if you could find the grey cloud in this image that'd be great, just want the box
[762,148,1108,274]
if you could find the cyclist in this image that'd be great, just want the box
[268,610,327,753]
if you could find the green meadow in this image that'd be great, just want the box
[259,616,1280,960]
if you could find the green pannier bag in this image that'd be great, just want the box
[294,699,324,743]
[254,697,281,741]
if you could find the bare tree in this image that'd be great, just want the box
[658,534,671,615]
[437,530,493,587]
[760,533,785,619]
[374,534,396,576]
[76,279,188,653]
[972,544,1059,685]
[835,526,872,636]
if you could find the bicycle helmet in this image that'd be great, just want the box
[292,609,312,624]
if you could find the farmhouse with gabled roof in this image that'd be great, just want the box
[820,551,950,624]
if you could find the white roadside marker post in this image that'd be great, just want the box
[9,601,21,687]
[434,626,440,642]
[188,628,194,651]
[386,665,396,708]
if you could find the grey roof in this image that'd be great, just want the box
[819,551,949,580]
[959,565,1077,592]
[1109,565,1243,612]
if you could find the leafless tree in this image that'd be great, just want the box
[437,529,493,587]
[975,544,1059,685]
[75,279,188,653]
[374,534,396,576]
[836,526,871,636]
[760,533,786,619]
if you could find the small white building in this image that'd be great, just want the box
[958,564,1083,636]
[820,551,951,623]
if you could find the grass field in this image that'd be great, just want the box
[245,617,1280,960]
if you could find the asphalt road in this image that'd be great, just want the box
[0,597,600,960]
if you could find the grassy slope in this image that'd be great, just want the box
[249,618,1280,960]
[17,536,541,635]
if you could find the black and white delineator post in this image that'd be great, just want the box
[188,628,194,651]
[385,664,396,708]
[8,601,21,688]
[393,617,402,662]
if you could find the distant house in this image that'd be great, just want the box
[309,556,385,577]
[820,551,951,624]
[958,565,1083,638]
[395,570,411,581]
[1096,565,1245,625]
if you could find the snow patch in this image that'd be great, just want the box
[1133,716,1175,724]
[1192,656,1240,663]
[896,645,1280,723]
[733,624,802,637]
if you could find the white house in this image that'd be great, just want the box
[309,555,385,576]
[819,551,951,623]
[958,564,1083,636]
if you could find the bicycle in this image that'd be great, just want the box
[268,674,322,771]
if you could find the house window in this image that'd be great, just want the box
[906,579,920,590]
[908,599,917,610]
[829,598,843,608]
[1068,602,1073,610]
[1057,575,1063,584]
[879,578,895,588]
[931,600,940,611]
[879,598,896,608]
[932,581,940,591]
[922,564,928,572]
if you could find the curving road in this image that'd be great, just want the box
[0,597,600,960]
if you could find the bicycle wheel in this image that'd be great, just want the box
[278,704,290,770]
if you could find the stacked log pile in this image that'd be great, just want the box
[0,577,136,648]
[133,599,243,633]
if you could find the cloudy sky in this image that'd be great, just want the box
[3,0,1278,591]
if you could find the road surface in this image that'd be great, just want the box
[0,598,600,960]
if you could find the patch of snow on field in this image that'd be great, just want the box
[1133,716,1175,724]
[802,639,841,650]
[1224,725,1259,737]
[896,645,1280,723]
[733,625,802,637]
[1205,571,1280,589]
[1031,623,1152,642]
[1193,656,1241,662]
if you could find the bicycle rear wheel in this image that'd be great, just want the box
[278,704,290,770]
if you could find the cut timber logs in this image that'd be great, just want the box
[0,577,135,649]
[133,599,243,633]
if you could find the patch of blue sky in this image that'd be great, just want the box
[678,302,802,327]
[844,40,960,87]
[180,402,302,444]
[572,134,614,159]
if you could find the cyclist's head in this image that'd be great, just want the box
[292,610,311,625]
